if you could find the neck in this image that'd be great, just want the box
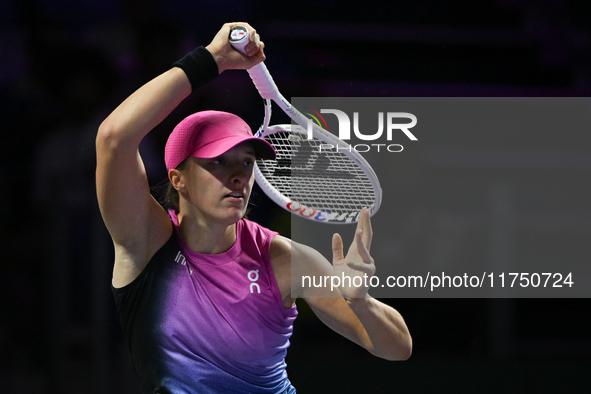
[177,210,237,254]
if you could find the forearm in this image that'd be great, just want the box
[98,67,192,147]
[348,297,412,361]
[97,22,265,151]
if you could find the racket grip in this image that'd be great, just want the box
[246,63,279,100]
[229,26,279,100]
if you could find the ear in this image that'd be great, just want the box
[168,168,186,192]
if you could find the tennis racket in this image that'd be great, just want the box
[229,26,382,224]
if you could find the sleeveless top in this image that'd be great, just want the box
[112,211,298,393]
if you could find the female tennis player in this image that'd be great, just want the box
[96,22,411,394]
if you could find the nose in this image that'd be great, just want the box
[230,162,249,184]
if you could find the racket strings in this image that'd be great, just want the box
[257,132,376,212]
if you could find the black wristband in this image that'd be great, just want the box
[173,46,219,91]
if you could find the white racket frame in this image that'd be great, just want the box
[231,27,382,224]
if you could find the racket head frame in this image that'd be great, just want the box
[254,120,382,224]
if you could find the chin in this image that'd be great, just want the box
[219,208,247,225]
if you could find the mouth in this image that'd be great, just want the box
[225,192,245,200]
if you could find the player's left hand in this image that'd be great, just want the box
[332,207,376,299]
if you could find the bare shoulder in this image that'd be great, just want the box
[270,235,336,301]
[270,236,321,264]
[269,235,296,308]
[269,235,332,306]
[270,234,292,261]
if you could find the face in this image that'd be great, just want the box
[173,142,256,226]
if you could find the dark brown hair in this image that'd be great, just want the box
[151,159,189,214]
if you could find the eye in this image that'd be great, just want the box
[244,159,254,167]
[212,158,226,165]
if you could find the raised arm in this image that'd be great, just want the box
[96,22,265,287]
[96,66,192,288]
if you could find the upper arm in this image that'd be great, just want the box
[269,235,297,308]
[96,122,172,285]
[95,68,191,286]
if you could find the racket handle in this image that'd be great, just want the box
[229,26,279,100]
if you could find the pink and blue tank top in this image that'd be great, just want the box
[112,211,298,393]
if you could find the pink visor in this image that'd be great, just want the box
[164,111,276,171]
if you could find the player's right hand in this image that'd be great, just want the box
[206,22,265,73]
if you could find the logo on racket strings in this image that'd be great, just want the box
[286,201,362,223]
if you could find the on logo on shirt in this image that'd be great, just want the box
[248,270,260,294]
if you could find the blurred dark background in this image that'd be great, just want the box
[2,0,591,393]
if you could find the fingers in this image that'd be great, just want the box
[354,228,373,265]
[354,207,373,252]
[207,22,265,72]
[348,226,375,275]
[332,233,344,262]
[243,29,263,56]
[225,23,264,58]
